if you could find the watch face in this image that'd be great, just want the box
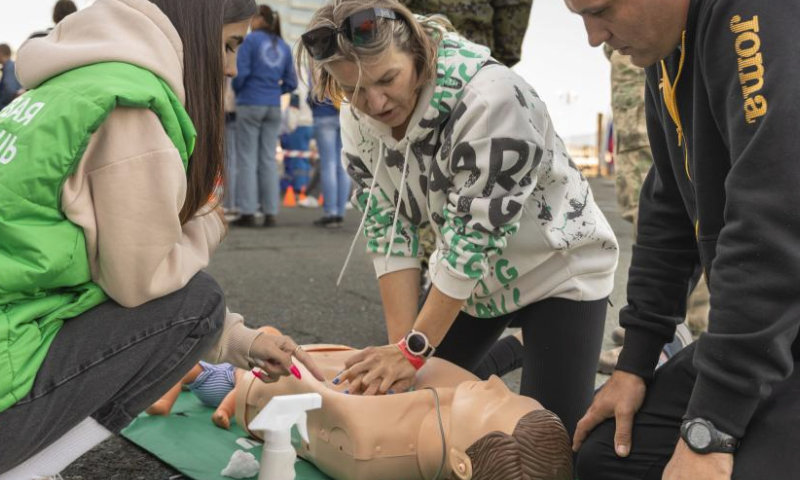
[687,423,712,450]
[407,333,427,355]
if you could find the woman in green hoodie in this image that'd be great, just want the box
[298,0,618,440]
[0,0,322,477]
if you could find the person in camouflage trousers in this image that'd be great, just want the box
[404,0,534,290]
[399,0,533,67]
[605,45,651,226]
[599,46,709,374]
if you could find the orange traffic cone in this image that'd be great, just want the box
[298,186,307,202]
[283,186,297,207]
[318,194,324,207]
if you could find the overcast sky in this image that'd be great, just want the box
[0,0,610,139]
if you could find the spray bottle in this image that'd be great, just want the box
[248,393,322,480]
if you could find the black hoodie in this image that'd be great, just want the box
[615,0,800,439]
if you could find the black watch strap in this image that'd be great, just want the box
[680,418,739,454]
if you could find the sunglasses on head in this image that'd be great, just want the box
[302,7,399,61]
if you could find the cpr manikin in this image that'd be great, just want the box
[236,345,572,480]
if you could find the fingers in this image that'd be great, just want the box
[251,369,278,384]
[572,409,602,452]
[292,346,326,381]
[613,408,635,457]
[255,358,289,379]
[362,379,382,396]
[388,378,413,394]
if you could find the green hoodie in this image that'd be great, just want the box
[0,62,195,413]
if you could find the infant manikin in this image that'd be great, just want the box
[236,345,572,480]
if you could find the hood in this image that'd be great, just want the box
[15,0,186,104]
[337,33,492,285]
[354,32,493,145]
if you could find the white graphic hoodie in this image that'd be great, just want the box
[342,33,618,317]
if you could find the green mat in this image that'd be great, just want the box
[122,391,333,480]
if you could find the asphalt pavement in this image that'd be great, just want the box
[61,176,633,479]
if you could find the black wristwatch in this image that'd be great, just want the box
[404,330,436,359]
[680,418,739,454]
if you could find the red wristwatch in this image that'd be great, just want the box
[397,338,426,370]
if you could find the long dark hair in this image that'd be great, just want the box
[257,5,283,46]
[148,0,256,224]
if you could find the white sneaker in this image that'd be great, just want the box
[298,196,319,208]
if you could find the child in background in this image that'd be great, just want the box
[280,93,314,196]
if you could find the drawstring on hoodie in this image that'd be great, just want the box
[336,141,386,286]
[384,142,413,268]
[660,31,688,178]
[336,139,413,286]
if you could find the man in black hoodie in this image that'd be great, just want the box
[566,0,800,479]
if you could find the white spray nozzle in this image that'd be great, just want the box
[249,393,322,443]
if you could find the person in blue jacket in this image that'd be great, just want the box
[0,44,22,110]
[232,5,297,227]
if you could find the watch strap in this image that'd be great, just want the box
[681,418,739,454]
[397,339,426,370]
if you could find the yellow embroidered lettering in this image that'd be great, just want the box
[735,32,760,58]
[739,66,764,98]
[731,15,767,124]
[730,15,760,34]
[744,96,768,124]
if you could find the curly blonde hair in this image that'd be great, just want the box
[296,0,453,105]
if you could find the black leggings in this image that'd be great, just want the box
[434,297,607,439]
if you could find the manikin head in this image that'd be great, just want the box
[298,0,452,137]
[565,0,691,68]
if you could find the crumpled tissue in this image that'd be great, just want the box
[221,449,260,479]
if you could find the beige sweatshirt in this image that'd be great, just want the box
[15,0,261,368]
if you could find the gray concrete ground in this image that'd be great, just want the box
[61,177,632,479]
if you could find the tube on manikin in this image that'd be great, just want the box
[248,393,322,480]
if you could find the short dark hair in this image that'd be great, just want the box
[53,0,78,24]
[0,44,11,58]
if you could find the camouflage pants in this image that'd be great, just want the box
[609,48,708,334]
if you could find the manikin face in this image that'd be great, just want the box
[326,45,420,134]
[565,0,690,68]
[222,20,251,78]
[451,376,543,434]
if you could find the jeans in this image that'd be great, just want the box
[0,272,226,473]
[223,117,237,211]
[236,105,282,216]
[314,115,350,217]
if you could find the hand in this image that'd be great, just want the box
[663,439,733,480]
[335,345,417,395]
[573,370,647,457]
[249,334,325,382]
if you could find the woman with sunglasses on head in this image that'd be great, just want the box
[231,5,298,228]
[299,0,618,440]
[0,1,323,478]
